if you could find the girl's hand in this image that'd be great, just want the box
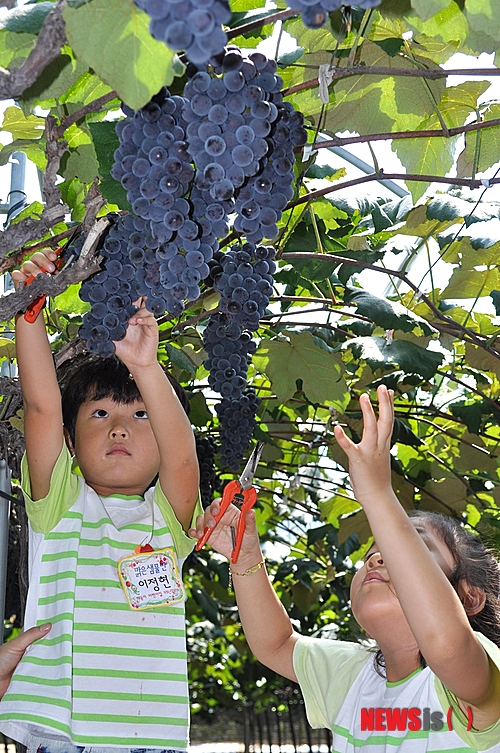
[113,297,159,370]
[334,385,394,506]
[190,498,262,571]
[11,249,58,290]
[0,623,51,698]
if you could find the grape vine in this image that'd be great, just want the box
[78,43,307,467]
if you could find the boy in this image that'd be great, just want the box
[0,248,200,751]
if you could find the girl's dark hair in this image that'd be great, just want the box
[374,510,500,675]
[60,355,190,445]
[411,511,500,648]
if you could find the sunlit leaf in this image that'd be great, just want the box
[254,331,349,408]
[63,0,176,110]
[345,335,444,380]
[1,106,44,140]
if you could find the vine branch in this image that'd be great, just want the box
[0,217,109,321]
[280,251,500,360]
[314,117,500,150]
[0,0,66,99]
[285,172,500,210]
[284,65,500,97]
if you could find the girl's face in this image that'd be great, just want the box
[350,519,456,635]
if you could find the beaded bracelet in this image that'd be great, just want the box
[229,560,265,590]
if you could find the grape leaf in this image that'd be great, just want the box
[253,331,348,408]
[0,2,53,33]
[345,336,444,380]
[63,0,175,110]
[344,287,437,336]
[1,106,44,140]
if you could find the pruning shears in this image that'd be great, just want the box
[196,442,264,563]
[23,229,80,323]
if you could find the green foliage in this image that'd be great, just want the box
[2,0,500,722]
[63,0,176,110]
[253,331,348,407]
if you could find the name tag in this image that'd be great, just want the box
[118,547,185,610]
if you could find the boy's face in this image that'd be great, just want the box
[72,396,161,497]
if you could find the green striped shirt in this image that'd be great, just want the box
[293,634,500,752]
[0,446,199,750]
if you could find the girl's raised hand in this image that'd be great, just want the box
[334,385,394,506]
[190,499,262,570]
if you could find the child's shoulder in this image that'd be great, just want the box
[153,482,201,560]
[23,443,82,534]
[294,634,371,675]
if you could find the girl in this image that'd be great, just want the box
[191,385,500,751]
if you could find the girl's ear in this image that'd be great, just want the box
[64,428,75,457]
[459,581,487,616]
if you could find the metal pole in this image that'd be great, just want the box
[0,461,10,646]
[0,151,26,640]
[316,137,410,198]
[5,150,27,226]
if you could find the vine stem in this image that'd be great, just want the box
[280,251,500,359]
[226,8,297,40]
[283,66,500,97]
[285,172,500,209]
[312,117,500,149]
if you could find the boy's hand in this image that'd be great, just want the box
[0,623,51,698]
[190,499,262,571]
[12,250,58,291]
[113,297,159,370]
[334,385,394,505]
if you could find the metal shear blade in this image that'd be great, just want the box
[195,442,264,555]
[238,441,264,491]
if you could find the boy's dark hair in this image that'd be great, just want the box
[374,510,500,675]
[60,355,190,446]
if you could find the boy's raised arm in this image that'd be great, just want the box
[13,251,65,501]
[114,300,199,531]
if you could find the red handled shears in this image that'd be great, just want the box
[196,442,264,563]
[24,229,80,323]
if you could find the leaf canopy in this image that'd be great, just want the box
[1,0,500,723]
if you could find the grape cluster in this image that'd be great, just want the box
[203,242,273,397]
[216,390,261,471]
[101,49,307,460]
[285,0,381,29]
[195,435,220,508]
[108,47,307,320]
[234,103,307,244]
[214,243,275,328]
[183,49,283,206]
[79,216,143,357]
[112,90,194,244]
[203,242,273,466]
[203,313,257,399]
[112,90,220,316]
[134,0,230,65]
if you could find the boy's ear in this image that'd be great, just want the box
[458,581,486,616]
[64,428,75,456]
